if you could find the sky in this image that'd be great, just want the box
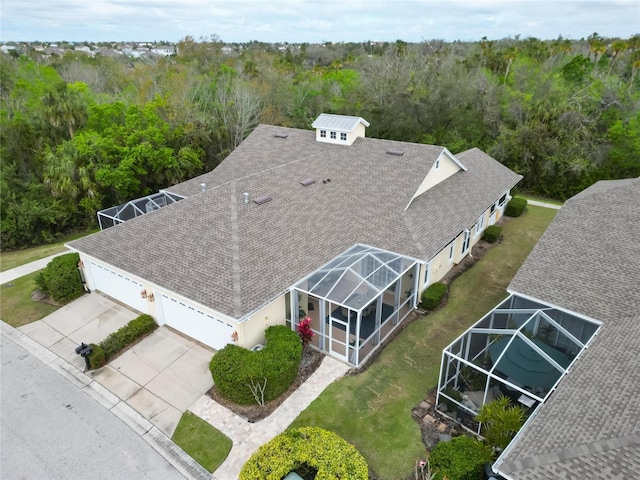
[1,0,638,44]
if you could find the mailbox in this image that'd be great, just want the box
[74,342,93,370]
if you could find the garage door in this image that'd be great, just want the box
[88,262,149,313]
[159,294,234,350]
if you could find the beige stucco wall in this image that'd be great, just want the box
[412,151,462,200]
[238,293,288,349]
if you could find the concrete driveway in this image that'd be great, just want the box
[18,293,214,437]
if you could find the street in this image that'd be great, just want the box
[0,333,186,480]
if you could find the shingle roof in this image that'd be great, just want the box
[69,125,520,319]
[499,177,640,480]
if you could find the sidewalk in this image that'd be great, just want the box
[1,251,69,284]
[526,199,562,210]
[0,321,211,480]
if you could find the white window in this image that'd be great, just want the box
[340,132,347,141]
[320,130,326,138]
[435,159,440,169]
[499,193,508,206]
[449,244,454,261]
[461,229,471,254]
[330,131,336,139]
[424,263,430,286]
[475,214,484,235]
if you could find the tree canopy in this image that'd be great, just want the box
[2,34,639,249]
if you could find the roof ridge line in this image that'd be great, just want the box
[500,432,640,474]
[229,181,242,318]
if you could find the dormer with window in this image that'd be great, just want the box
[311,113,370,146]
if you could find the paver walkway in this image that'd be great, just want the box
[190,356,350,479]
[1,251,69,284]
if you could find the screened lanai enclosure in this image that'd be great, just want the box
[97,191,183,230]
[437,294,600,432]
[292,244,420,367]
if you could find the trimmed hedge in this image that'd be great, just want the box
[240,427,368,480]
[421,282,447,310]
[210,325,302,405]
[36,252,84,303]
[87,343,106,370]
[482,225,502,243]
[88,314,157,369]
[430,435,491,480]
[504,197,527,217]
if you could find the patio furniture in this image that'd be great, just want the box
[489,337,570,390]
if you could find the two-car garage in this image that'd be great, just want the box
[84,260,235,350]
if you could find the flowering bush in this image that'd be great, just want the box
[297,316,314,346]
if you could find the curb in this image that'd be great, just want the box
[0,321,214,480]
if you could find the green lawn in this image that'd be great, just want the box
[290,206,558,479]
[172,411,233,473]
[0,271,60,327]
[0,229,97,272]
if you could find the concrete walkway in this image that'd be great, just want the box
[1,251,69,284]
[526,199,562,210]
[190,356,350,479]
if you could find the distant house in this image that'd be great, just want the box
[151,44,176,56]
[94,47,121,58]
[436,177,640,479]
[130,48,149,59]
[221,45,233,55]
[68,114,521,367]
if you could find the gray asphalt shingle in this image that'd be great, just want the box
[70,124,521,320]
[499,177,640,479]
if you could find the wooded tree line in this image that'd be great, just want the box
[1,33,639,249]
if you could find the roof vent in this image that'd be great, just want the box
[200,183,206,192]
[253,195,272,205]
[300,178,316,187]
[243,192,249,204]
[274,133,288,139]
[386,149,404,156]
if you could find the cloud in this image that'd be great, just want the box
[0,0,637,43]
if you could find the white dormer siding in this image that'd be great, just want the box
[311,113,370,146]
[405,149,467,209]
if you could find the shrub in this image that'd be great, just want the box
[210,325,302,405]
[504,197,527,217]
[100,314,157,359]
[430,435,491,480]
[87,343,106,369]
[475,396,527,454]
[482,225,502,243]
[441,388,463,409]
[240,427,368,480]
[421,282,447,310]
[39,253,84,303]
[296,316,314,346]
[34,270,48,293]
[87,314,157,369]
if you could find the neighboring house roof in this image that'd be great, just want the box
[70,124,520,320]
[311,113,370,131]
[498,177,640,479]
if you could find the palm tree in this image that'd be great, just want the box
[475,396,527,454]
[40,82,88,141]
